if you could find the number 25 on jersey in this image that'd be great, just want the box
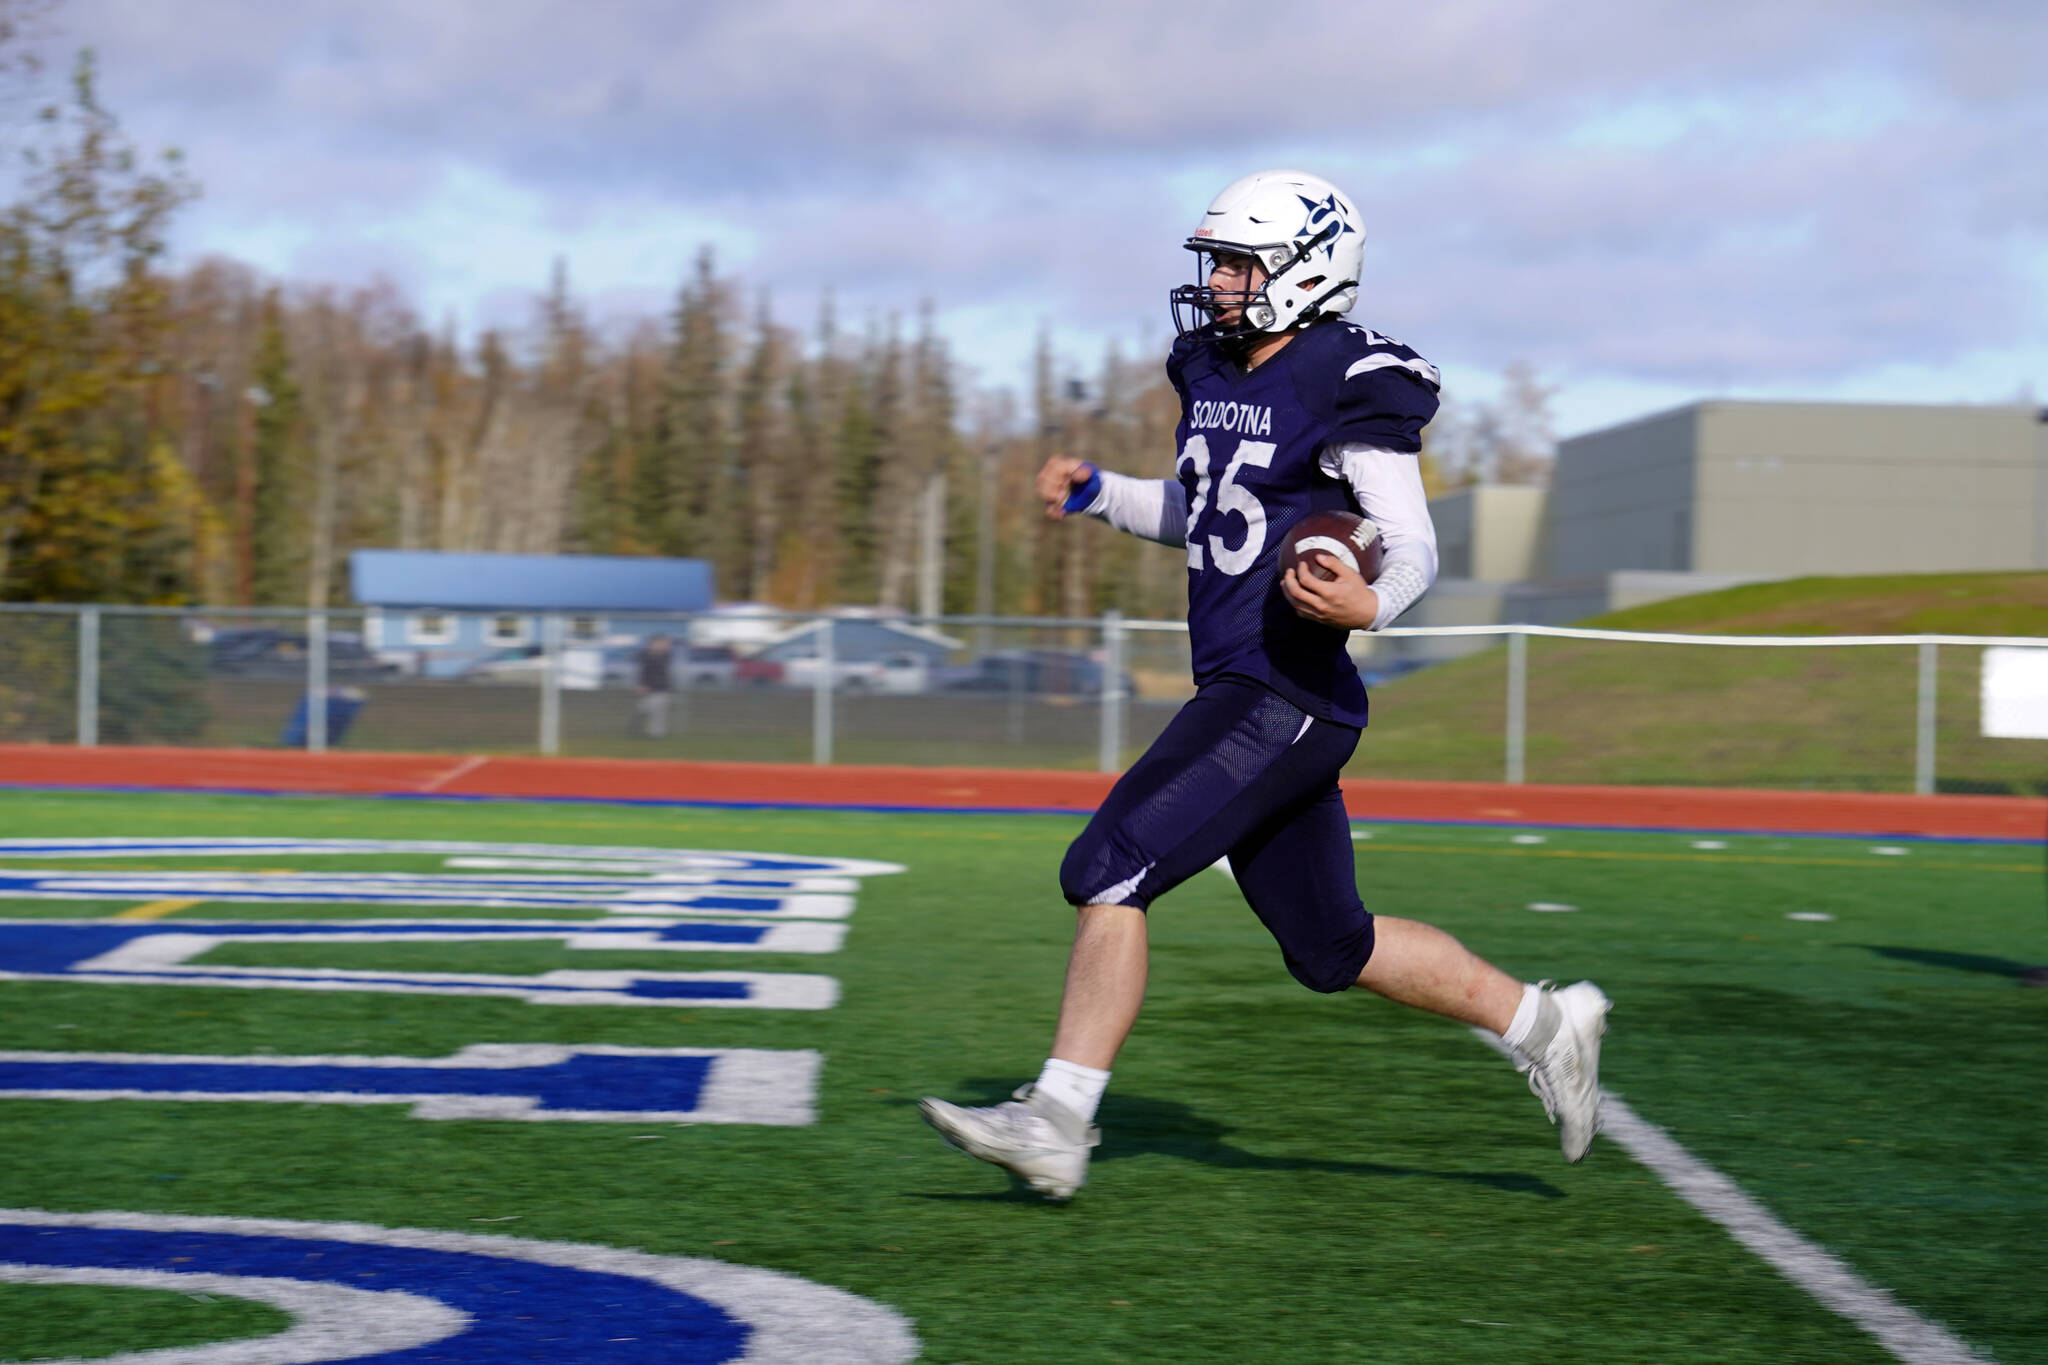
[1178,436,1276,576]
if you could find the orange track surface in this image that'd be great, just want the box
[1,743,2042,840]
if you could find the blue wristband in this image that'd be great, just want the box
[1061,465,1103,515]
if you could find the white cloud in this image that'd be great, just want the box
[22,0,2048,431]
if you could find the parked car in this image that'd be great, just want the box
[460,645,610,690]
[596,642,739,689]
[734,616,956,693]
[672,644,740,688]
[939,649,1131,698]
[808,651,930,693]
[460,645,549,683]
[737,650,931,693]
[209,629,400,680]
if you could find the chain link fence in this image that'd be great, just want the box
[2,603,2043,795]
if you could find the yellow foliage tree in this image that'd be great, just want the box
[0,50,198,602]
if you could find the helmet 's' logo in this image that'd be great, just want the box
[1297,193,1357,244]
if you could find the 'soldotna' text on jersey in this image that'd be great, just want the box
[1187,400,1274,437]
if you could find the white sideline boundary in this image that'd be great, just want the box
[1471,1029,1995,1365]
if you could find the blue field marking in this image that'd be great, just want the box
[0,918,842,1009]
[0,1042,819,1124]
[0,1210,919,1363]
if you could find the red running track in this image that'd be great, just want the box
[0,743,2042,841]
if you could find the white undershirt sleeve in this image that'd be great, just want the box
[1080,469,1187,547]
[1316,442,1438,630]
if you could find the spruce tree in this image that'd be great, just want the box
[651,248,730,576]
[247,291,307,606]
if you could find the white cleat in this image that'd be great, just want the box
[919,1084,1100,1200]
[1513,981,1611,1162]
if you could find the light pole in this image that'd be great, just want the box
[974,438,998,657]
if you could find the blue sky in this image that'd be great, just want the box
[28,0,2048,436]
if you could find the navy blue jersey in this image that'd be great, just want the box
[1166,317,1440,727]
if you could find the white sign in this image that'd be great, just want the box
[1980,646,2048,739]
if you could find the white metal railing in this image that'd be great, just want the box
[2,602,2042,793]
[1378,623,2048,795]
[1378,622,2048,648]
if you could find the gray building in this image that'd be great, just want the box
[1543,400,2048,580]
[1404,400,2048,640]
[1430,484,1546,582]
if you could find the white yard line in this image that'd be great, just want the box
[1471,1029,1995,1365]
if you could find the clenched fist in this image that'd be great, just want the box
[1035,455,1097,520]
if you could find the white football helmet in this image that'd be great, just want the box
[1170,169,1366,340]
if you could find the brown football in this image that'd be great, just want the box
[1279,510,1384,583]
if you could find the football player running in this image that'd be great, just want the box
[921,170,1610,1200]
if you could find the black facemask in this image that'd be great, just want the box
[1169,248,1274,341]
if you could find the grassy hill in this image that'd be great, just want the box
[1583,572,2048,638]
[1348,573,2048,795]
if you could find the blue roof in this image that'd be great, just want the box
[349,550,714,612]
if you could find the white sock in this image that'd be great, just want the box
[1035,1058,1110,1123]
[1499,983,1544,1051]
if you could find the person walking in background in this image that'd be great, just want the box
[920,169,1609,1201]
[634,634,674,739]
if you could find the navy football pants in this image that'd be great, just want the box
[1059,677,1375,993]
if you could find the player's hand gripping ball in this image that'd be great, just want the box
[1279,511,1384,584]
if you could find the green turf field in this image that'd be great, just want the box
[0,787,2043,1363]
